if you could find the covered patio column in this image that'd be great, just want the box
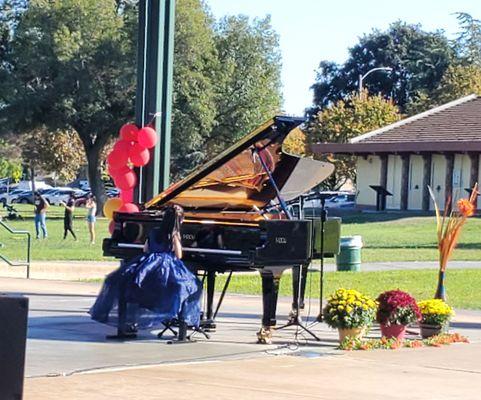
[400,154,410,210]
[422,153,432,211]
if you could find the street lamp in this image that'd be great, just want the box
[358,67,393,94]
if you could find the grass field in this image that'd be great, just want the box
[216,269,481,309]
[0,206,480,263]
[0,204,110,261]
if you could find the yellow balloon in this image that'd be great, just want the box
[103,197,123,220]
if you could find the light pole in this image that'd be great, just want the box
[358,67,392,94]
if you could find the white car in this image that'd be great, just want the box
[0,189,30,205]
[326,193,356,209]
[43,188,83,206]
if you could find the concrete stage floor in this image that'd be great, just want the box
[1,277,481,399]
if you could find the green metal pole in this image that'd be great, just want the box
[135,0,175,203]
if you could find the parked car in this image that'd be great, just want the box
[41,187,83,206]
[326,193,356,209]
[0,189,29,205]
[14,191,35,204]
[107,188,120,198]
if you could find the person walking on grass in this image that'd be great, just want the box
[86,194,97,244]
[60,193,77,240]
[34,191,48,239]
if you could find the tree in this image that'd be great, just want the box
[0,0,137,211]
[406,64,481,114]
[307,91,401,189]
[171,13,283,178]
[310,22,453,113]
[0,138,22,182]
[208,15,283,155]
[22,128,86,182]
[454,12,481,66]
[170,0,218,179]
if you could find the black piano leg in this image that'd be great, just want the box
[202,270,217,331]
[257,269,282,344]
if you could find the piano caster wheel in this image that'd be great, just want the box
[200,319,216,332]
[287,309,302,324]
[256,327,273,345]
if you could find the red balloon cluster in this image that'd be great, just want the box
[106,123,158,214]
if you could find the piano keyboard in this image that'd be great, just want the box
[116,243,243,256]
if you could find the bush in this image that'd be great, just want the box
[417,299,454,326]
[376,290,421,326]
[323,288,377,329]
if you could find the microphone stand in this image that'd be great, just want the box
[254,150,320,341]
[316,196,328,322]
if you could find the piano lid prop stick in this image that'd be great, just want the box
[252,205,268,220]
[253,147,292,220]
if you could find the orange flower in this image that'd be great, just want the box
[457,199,475,217]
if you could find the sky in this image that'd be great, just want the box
[206,0,481,115]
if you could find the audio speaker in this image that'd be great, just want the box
[0,296,29,400]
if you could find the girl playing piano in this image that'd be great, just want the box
[89,205,202,337]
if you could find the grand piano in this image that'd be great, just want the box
[103,116,335,343]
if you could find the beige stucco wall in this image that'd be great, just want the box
[356,156,381,207]
[408,155,424,210]
[356,153,479,211]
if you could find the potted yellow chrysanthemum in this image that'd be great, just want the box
[417,299,454,338]
[323,288,377,343]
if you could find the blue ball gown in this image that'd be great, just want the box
[89,228,202,329]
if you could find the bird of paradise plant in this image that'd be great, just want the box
[429,184,478,300]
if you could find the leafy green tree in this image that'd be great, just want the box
[310,22,453,113]
[0,138,22,182]
[0,0,136,209]
[454,13,481,66]
[307,91,401,189]
[170,0,218,179]
[208,15,283,154]
[406,64,481,114]
[22,128,86,182]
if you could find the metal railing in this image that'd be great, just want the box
[0,219,31,278]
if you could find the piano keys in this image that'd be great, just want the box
[103,116,335,343]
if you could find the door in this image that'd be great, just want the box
[386,155,402,210]
[430,155,446,211]
[408,155,423,210]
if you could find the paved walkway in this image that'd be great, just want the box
[1,259,480,281]
[0,277,480,399]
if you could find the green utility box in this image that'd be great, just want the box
[311,217,342,259]
[336,236,363,271]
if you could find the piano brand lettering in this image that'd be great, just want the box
[275,237,287,244]
[182,233,195,241]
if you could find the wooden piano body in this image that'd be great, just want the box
[103,116,335,339]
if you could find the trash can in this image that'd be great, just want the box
[336,236,363,271]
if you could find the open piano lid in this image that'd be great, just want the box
[145,116,334,211]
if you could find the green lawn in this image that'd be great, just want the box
[0,206,480,264]
[0,204,110,261]
[216,269,481,309]
[340,213,481,263]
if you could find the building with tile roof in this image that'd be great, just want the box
[311,95,481,211]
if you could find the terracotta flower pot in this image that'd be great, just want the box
[380,324,406,341]
[420,323,447,339]
[338,326,366,342]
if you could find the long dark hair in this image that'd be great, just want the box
[155,205,183,245]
